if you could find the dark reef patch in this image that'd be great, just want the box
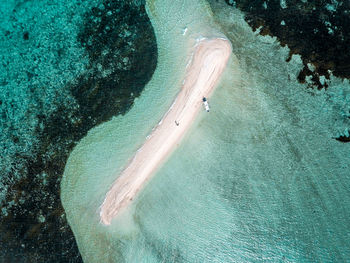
[23,31,29,40]
[335,134,350,143]
[73,0,157,123]
[224,0,350,89]
[0,0,157,262]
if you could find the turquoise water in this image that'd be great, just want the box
[62,0,350,262]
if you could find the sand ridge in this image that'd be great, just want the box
[100,37,232,225]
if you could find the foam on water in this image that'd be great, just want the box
[61,0,350,262]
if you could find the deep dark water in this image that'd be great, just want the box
[0,0,157,262]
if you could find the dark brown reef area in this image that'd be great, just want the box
[223,0,350,142]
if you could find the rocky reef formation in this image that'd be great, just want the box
[222,0,350,142]
[224,0,350,90]
[0,0,157,262]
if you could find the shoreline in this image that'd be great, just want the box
[100,37,232,225]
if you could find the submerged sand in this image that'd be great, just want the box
[100,38,232,225]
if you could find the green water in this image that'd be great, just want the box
[61,0,350,262]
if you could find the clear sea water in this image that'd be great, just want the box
[62,0,350,262]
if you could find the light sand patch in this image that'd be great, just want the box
[100,38,232,225]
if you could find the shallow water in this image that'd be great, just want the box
[62,0,350,262]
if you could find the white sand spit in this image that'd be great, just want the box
[100,38,232,225]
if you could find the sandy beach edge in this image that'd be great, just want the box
[100,37,232,225]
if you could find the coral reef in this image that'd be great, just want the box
[0,0,157,261]
[224,0,350,89]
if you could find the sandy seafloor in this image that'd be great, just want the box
[60,0,350,262]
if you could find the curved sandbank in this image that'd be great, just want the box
[100,38,232,225]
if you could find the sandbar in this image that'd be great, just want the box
[100,38,232,225]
